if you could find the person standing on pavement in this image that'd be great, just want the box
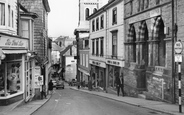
[48,80,53,94]
[116,73,124,96]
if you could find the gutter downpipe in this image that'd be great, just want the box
[171,0,176,104]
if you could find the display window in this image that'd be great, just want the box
[108,65,120,89]
[0,54,23,97]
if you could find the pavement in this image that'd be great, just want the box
[0,86,183,115]
[0,95,51,115]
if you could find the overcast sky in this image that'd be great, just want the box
[48,0,108,38]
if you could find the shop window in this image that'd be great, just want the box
[85,8,89,20]
[100,15,104,29]
[112,31,118,58]
[92,39,95,55]
[100,38,104,56]
[92,20,95,32]
[0,3,5,26]
[96,17,99,31]
[84,39,89,48]
[96,38,99,56]
[112,7,117,25]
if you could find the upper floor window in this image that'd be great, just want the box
[12,11,14,28]
[145,0,149,9]
[92,20,95,32]
[85,8,89,20]
[112,7,117,25]
[0,3,5,26]
[140,0,144,11]
[93,8,97,13]
[92,39,95,55]
[112,31,118,57]
[100,38,104,56]
[21,20,29,38]
[84,39,89,48]
[130,0,133,15]
[96,38,99,56]
[100,15,104,29]
[156,0,160,5]
[8,5,10,27]
[96,17,99,31]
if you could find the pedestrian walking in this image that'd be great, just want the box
[48,80,53,95]
[116,73,124,96]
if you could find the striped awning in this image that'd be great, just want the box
[153,17,162,40]
[139,21,147,41]
[127,25,135,42]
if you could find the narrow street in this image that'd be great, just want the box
[32,85,169,115]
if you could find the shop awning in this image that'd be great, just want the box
[2,49,27,54]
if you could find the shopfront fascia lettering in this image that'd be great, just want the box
[89,60,106,68]
[129,8,161,24]
[0,36,28,48]
[106,59,124,67]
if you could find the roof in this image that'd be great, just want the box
[52,42,64,51]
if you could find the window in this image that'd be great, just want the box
[92,20,95,32]
[0,3,5,26]
[100,38,104,56]
[92,40,95,55]
[8,5,10,27]
[80,54,82,65]
[86,55,88,68]
[21,20,29,38]
[93,8,97,13]
[141,0,145,11]
[85,8,89,20]
[96,18,99,31]
[130,0,133,15]
[100,15,104,29]
[137,0,140,12]
[12,11,14,28]
[112,31,117,57]
[156,0,160,5]
[96,39,99,56]
[145,0,149,9]
[85,40,89,48]
[112,8,117,25]
[83,54,85,66]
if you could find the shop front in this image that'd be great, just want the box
[106,59,124,94]
[0,33,29,105]
[89,60,106,91]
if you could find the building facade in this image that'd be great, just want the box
[19,0,51,99]
[124,0,184,104]
[0,0,38,105]
[88,0,124,92]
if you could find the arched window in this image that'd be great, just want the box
[128,25,136,62]
[85,8,89,20]
[93,8,97,13]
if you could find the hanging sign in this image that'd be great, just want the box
[174,40,183,54]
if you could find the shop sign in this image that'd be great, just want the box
[89,60,106,68]
[34,66,41,88]
[0,35,28,48]
[106,59,124,67]
[129,8,161,24]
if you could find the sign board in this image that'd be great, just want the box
[38,75,43,85]
[175,54,182,62]
[34,66,41,88]
[174,41,183,54]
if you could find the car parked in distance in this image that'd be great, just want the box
[56,80,64,89]
[52,80,57,88]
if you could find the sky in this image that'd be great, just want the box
[48,0,108,38]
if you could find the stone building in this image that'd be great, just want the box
[19,0,51,98]
[124,0,184,104]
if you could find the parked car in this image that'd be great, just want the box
[52,80,57,88]
[56,80,64,89]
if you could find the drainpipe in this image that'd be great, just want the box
[171,0,176,104]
